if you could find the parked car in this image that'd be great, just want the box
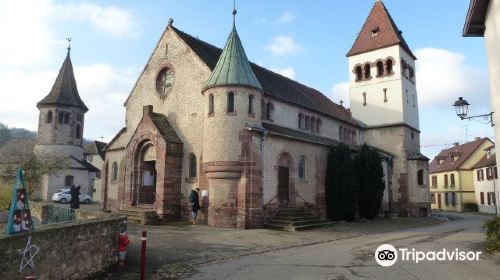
[52,188,93,204]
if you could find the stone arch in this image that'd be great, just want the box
[131,139,158,205]
[276,151,296,207]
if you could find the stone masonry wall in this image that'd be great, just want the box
[0,214,126,280]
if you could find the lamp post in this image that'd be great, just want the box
[453,97,495,127]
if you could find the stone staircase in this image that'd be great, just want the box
[118,207,157,223]
[265,207,333,231]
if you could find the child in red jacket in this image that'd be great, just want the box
[118,229,130,267]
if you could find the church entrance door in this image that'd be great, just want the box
[140,161,156,204]
[278,167,289,206]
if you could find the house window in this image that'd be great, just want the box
[450,173,455,187]
[480,192,485,204]
[417,169,424,185]
[311,117,316,132]
[47,111,53,123]
[488,192,496,205]
[317,119,322,133]
[266,102,274,121]
[208,94,214,115]
[386,59,394,74]
[227,92,235,113]
[111,162,118,181]
[64,112,70,124]
[298,156,306,180]
[248,94,254,115]
[298,113,304,129]
[431,175,437,188]
[64,175,74,186]
[445,193,449,205]
[58,112,64,124]
[486,167,493,180]
[355,66,362,81]
[189,154,197,178]
[305,116,310,130]
[477,169,481,181]
[430,194,436,204]
[75,125,81,139]
[363,92,367,106]
[364,64,371,79]
[444,174,448,187]
[451,192,456,205]
[480,169,485,181]
[376,61,384,77]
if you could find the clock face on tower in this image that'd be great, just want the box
[156,68,175,97]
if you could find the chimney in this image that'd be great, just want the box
[143,105,153,116]
[454,142,459,147]
[475,137,481,141]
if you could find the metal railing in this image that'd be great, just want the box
[262,193,281,225]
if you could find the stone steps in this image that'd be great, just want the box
[265,208,333,231]
[118,208,154,223]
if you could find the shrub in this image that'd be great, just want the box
[355,144,384,219]
[325,144,357,221]
[482,217,500,252]
[463,202,478,212]
[0,183,12,211]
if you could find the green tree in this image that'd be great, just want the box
[0,122,11,147]
[325,144,357,221]
[356,144,384,219]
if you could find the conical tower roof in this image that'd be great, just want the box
[347,0,416,59]
[37,49,89,112]
[203,13,262,92]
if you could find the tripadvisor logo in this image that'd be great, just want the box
[375,244,482,267]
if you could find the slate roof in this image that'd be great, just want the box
[84,141,107,160]
[70,155,100,172]
[473,154,496,169]
[37,50,89,112]
[407,152,430,161]
[347,1,416,59]
[151,113,183,144]
[204,25,262,91]
[171,26,357,126]
[429,138,491,173]
[0,139,36,164]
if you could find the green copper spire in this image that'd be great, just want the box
[203,8,262,92]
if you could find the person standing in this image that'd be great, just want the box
[189,188,200,224]
[70,185,81,209]
[117,229,130,267]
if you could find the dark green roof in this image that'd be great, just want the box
[37,50,88,112]
[203,26,262,91]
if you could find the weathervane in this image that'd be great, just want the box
[66,37,71,52]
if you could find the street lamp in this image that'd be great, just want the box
[453,97,495,127]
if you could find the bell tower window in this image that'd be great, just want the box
[364,64,371,79]
[355,66,363,81]
[376,61,384,77]
[227,92,235,113]
[248,94,254,115]
[47,111,53,123]
[386,59,394,74]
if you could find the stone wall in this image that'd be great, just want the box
[0,210,126,280]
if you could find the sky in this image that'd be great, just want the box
[0,0,493,159]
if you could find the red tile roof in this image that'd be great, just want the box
[473,154,496,169]
[429,138,491,173]
[347,1,416,59]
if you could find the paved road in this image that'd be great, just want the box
[188,213,500,280]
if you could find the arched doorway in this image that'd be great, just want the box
[277,152,294,207]
[135,142,157,205]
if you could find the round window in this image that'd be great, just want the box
[156,68,175,96]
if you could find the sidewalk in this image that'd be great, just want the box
[94,217,441,280]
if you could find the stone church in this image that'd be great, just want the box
[102,1,430,228]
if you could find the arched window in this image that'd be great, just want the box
[248,94,254,115]
[75,125,81,139]
[311,117,316,132]
[316,119,322,133]
[355,66,363,81]
[208,94,214,115]
[111,162,118,181]
[305,116,310,130]
[64,175,74,186]
[386,59,394,74]
[298,113,304,129]
[64,113,70,124]
[364,64,371,79]
[227,92,235,113]
[376,61,384,77]
[189,154,197,178]
[46,111,53,123]
[58,112,64,124]
[417,169,424,185]
[266,103,274,121]
[298,156,306,180]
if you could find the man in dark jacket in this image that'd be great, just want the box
[70,185,81,209]
[189,188,200,224]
